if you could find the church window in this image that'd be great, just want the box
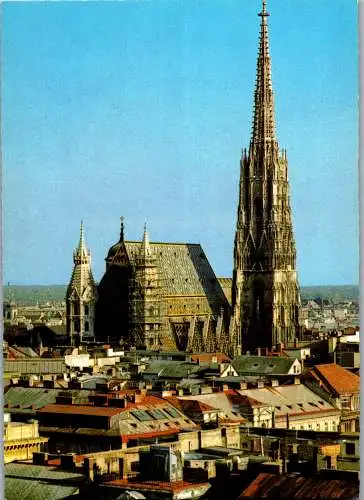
[85,321,89,332]
[85,305,89,315]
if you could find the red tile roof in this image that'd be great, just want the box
[190,352,231,363]
[311,364,360,395]
[47,458,61,466]
[238,473,359,499]
[165,396,216,413]
[225,389,265,407]
[36,404,124,417]
[121,428,182,443]
[106,479,210,494]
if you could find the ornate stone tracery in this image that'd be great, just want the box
[230,0,302,354]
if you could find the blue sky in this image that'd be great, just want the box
[3,0,358,286]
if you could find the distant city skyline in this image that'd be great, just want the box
[3,0,358,286]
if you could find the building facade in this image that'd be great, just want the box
[95,219,230,351]
[230,1,302,354]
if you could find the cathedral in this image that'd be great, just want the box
[66,0,302,354]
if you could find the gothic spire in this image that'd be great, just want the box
[138,222,153,260]
[74,220,90,265]
[79,220,86,251]
[251,0,276,148]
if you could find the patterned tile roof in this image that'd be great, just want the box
[311,363,360,396]
[125,241,228,310]
[217,277,233,305]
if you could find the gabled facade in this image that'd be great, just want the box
[95,219,230,351]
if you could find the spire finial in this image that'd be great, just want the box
[259,0,269,17]
[138,220,153,259]
[79,220,85,250]
[74,220,89,265]
[251,0,276,147]
[120,216,125,242]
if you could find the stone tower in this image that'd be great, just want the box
[129,223,164,349]
[66,222,98,344]
[230,0,302,354]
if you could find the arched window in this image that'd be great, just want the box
[85,322,89,332]
[84,304,89,315]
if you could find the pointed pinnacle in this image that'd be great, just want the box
[120,216,125,242]
[251,0,275,147]
[139,221,153,258]
[79,220,85,251]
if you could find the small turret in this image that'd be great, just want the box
[66,221,98,345]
